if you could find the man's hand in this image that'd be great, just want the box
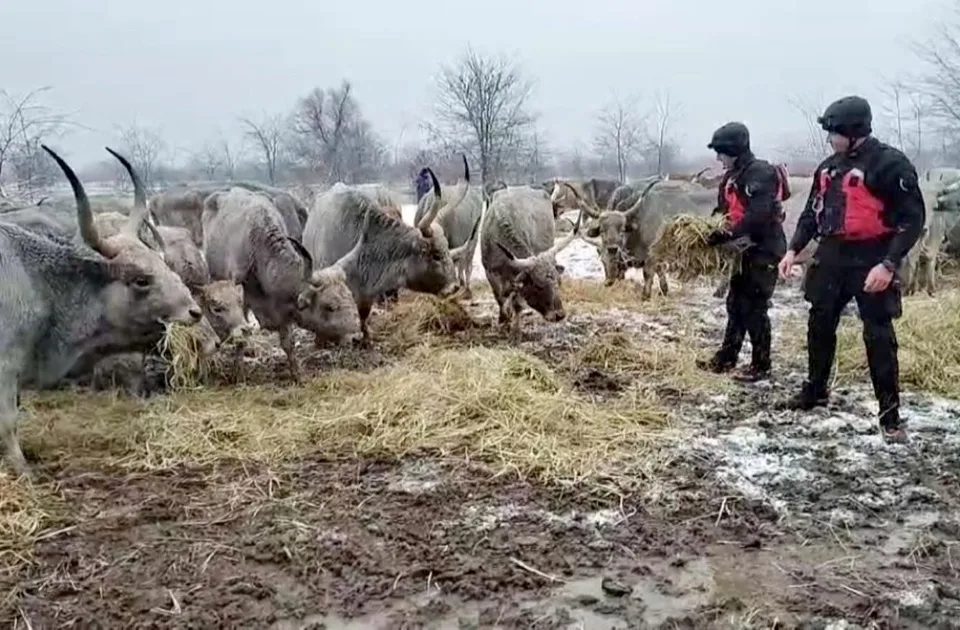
[864,263,894,293]
[777,250,796,280]
[705,229,730,246]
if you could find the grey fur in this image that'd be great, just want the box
[413,156,483,297]
[202,187,360,379]
[480,185,583,335]
[302,182,471,340]
[0,146,201,477]
[150,181,308,246]
[577,179,716,298]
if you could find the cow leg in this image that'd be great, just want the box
[358,301,374,343]
[277,325,301,382]
[460,263,474,300]
[640,268,654,300]
[505,292,524,341]
[924,250,937,296]
[655,263,669,296]
[0,376,29,480]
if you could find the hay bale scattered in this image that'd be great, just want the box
[375,294,477,348]
[0,473,56,581]
[20,346,673,487]
[160,322,220,390]
[650,214,739,281]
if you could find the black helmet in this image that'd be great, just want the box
[818,96,872,138]
[707,122,750,157]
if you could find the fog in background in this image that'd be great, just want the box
[2,0,957,194]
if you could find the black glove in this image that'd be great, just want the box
[705,229,731,246]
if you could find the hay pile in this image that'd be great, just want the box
[20,346,673,487]
[160,322,221,389]
[834,292,960,396]
[650,214,739,281]
[374,294,477,349]
[781,290,960,398]
[0,474,57,589]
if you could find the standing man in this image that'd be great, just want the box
[414,167,432,203]
[777,96,925,443]
[696,122,788,383]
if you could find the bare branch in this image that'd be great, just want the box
[427,46,538,183]
[240,113,287,185]
[592,94,647,181]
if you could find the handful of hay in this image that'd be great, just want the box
[160,322,220,390]
[650,214,742,281]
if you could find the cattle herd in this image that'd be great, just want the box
[2,147,960,480]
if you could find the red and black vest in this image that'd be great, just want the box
[723,163,789,227]
[812,166,893,241]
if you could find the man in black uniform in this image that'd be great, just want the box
[777,96,925,443]
[696,122,787,382]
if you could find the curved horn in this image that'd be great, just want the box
[416,168,443,234]
[546,209,585,257]
[623,177,661,222]
[691,166,710,183]
[496,241,536,270]
[41,145,118,258]
[143,219,166,252]
[449,212,484,259]
[104,146,149,236]
[435,155,472,224]
[559,181,601,218]
[322,205,372,284]
[287,236,314,281]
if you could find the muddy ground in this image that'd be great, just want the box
[6,270,960,629]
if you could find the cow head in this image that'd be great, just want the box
[496,209,584,322]
[576,178,661,285]
[196,280,250,342]
[936,178,960,214]
[158,225,211,291]
[410,160,478,294]
[290,238,362,345]
[43,145,202,340]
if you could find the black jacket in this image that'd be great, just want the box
[716,152,787,264]
[789,137,926,269]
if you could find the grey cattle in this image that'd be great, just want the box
[577,178,717,298]
[481,185,583,335]
[202,187,361,379]
[0,146,201,477]
[546,178,621,218]
[302,180,473,340]
[900,178,960,295]
[150,181,308,246]
[413,156,483,298]
[89,212,248,343]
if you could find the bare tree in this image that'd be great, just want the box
[241,113,287,185]
[0,87,74,199]
[289,80,386,183]
[644,90,681,176]
[879,78,928,163]
[428,46,537,184]
[592,95,646,181]
[112,121,167,191]
[785,92,829,161]
[190,132,244,182]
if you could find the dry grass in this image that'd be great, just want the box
[571,331,733,395]
[373,294,478,350]
[650,214,739,281]
[21,346,674,488]
[781,290,960,398]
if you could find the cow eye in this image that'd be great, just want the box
[132,275,152,289]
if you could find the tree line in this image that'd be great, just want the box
[7,4,960,200]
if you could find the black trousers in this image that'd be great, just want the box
[803,261,902,426]
[716,258,778,370]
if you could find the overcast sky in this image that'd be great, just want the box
[2,0,948,167]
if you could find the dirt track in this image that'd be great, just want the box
[7,280,960,629]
